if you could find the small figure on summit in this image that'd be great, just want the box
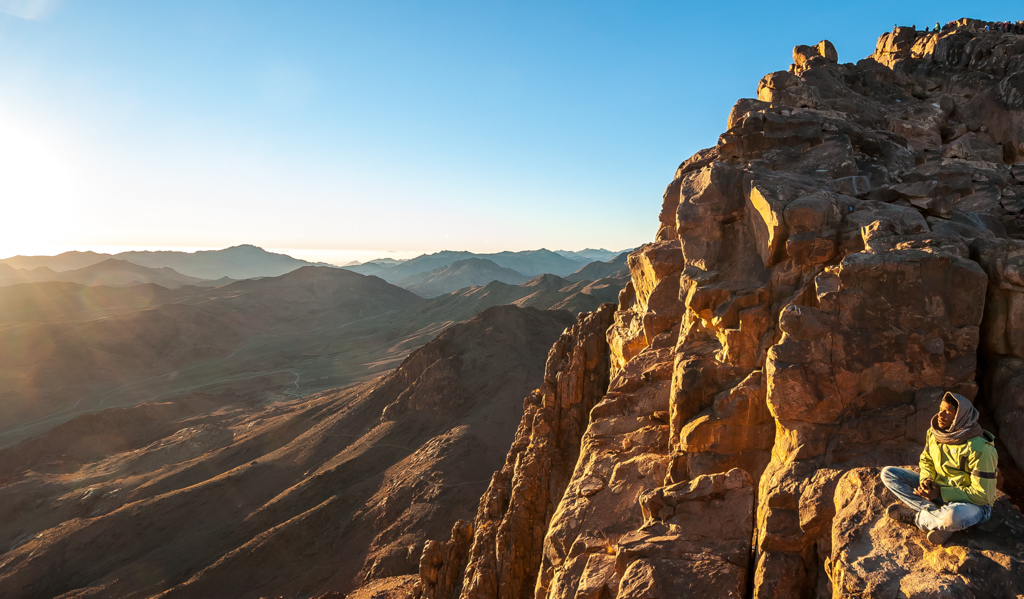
[881,392,998,545]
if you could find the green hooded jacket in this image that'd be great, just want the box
[919,428,998,506]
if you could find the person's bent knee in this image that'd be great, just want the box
[949,504,988,531]
[880,466,902,483]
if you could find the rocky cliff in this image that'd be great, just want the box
[403,18,1024,599]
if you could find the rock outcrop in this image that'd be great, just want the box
[406,304,616,599]
[411,17,1024,599]
[415,521,475,599]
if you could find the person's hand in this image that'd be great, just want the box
[914,479,941,501]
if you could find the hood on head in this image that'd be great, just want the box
[943,391,970,418]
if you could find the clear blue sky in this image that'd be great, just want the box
[0,0,1018,264]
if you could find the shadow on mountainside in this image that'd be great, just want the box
[0,305,578,599]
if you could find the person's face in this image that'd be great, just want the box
[937,401,957,430]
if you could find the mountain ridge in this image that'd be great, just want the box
[0,245,322,281]
[399,258,530,298]
[344,248,607,282]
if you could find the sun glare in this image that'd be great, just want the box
[0,111,88,259]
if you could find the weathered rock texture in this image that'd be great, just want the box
[415,521,475,599]
[410,17,1024,599]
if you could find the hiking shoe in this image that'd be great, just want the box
[927,529,953,545]
[886,504,916,525]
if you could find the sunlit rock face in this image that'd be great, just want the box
[405,17,1024,599]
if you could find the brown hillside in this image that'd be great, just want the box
[0,267,425,440]
[0,305,576,599]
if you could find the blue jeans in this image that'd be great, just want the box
[880,466,992,532]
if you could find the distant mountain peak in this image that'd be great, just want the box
[114,246,317,280]
[523,273,568,288]
[221,244,268,253]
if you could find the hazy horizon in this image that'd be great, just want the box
[0,242,633,268]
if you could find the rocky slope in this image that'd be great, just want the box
[398,18,1024,599]
[0,305,576,599]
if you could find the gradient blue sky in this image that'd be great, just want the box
[1,1,1019,264]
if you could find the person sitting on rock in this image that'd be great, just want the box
[880,392,998,545]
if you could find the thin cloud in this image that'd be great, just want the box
[0,0,61,20]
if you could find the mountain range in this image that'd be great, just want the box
[552,248,622,261]
[0,246,634,300]
[0,245,321,280]
[343,248,630,282]
[0,267,424,437]
[563,250,629,282]
[0,262,626,445]
[351,250,630,298]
